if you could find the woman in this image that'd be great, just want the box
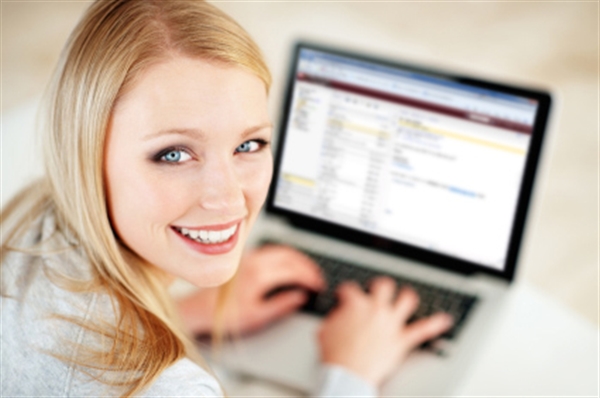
[1,1,452,396]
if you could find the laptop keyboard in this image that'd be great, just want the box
[293,249,478,341]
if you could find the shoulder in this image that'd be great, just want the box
[1,255,103,396]
[1,209,114,396]
[2,207,107,329]
[2,210,222,397]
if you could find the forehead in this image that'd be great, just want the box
[111,56,269,140]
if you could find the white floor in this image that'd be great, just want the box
[2,1,598,327]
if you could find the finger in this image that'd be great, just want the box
[255,290,309,326]
[369,277,397,304]
[403,313,454,348]
[250,245,326,291]
[275,250,326,291]
[336,281,364,305]
[394,287,420,322]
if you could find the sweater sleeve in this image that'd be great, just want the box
[313,364,378,397]
[140,358,223,397]
[142,361,376,398]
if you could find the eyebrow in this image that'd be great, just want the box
[144,122,273,141]
[242,122,273,139]
[144,128,205,141]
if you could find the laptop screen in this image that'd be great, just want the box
[268,44,551,278]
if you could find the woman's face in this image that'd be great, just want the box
[104,56,272,287]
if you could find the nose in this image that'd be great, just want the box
[198,156,245,212]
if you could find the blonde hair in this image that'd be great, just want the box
[1,0,270,396]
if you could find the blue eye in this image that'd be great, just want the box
[236,140,267,153]
[159,149,192,163]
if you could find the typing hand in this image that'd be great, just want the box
[178,244,325,336]
[318,277,453,387]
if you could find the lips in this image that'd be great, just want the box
[174,224,237,244]
[171,219,242,255]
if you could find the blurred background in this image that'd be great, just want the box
[1,1,598,328]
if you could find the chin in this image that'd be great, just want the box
[184,256,241,288]
[197,269,237,288]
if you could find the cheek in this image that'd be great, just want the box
[239,155,273,210]
[105,159,193,237]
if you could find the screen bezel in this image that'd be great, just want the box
[266,41,552,282]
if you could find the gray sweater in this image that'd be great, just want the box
[1,210,376,397]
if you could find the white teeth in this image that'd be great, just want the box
[176,224,238,244]
[200,230,208,241]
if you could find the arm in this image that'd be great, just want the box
[177,245,325,336]
[177,246,452,394]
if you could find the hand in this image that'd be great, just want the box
[178,245,325,336]
[318,277,453,387]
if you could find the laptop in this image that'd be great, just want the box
[215,42,552,395]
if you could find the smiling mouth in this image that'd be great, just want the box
[172,224,238,245]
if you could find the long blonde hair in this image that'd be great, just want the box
[1,0,270,396]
